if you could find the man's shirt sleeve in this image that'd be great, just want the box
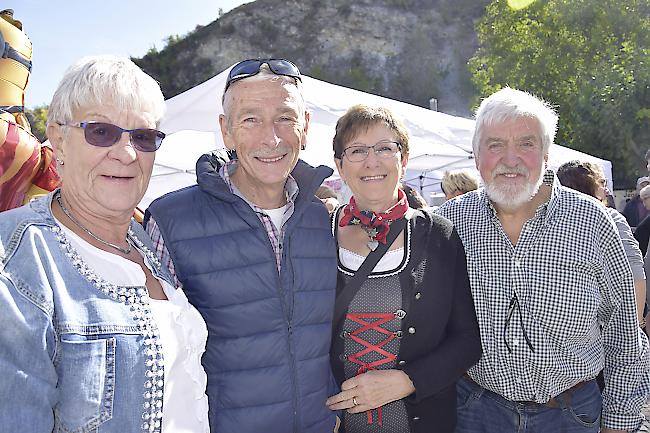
[145,216,182,288]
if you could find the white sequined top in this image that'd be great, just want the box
[56,220,210,433]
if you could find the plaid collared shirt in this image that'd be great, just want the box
[436,170,650,431]
[146,160,298,287]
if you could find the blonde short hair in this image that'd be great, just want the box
[640,184,650,200]
[47,55,165,126]
[441,170,479,196]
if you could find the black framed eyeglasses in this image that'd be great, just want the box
[503,295,535,354]
[339,141,402,163]
[225,58,302,92]
[58,122,165,152]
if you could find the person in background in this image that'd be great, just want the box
[325,104,481,433]
[317,184,341,212]
[437,87,649,433]
[440,169,479,201]
[622,176,650,228]
[0,56,209,432]
[401,183,428,209]
[556,160,647,330]
[145,59,338,433]
[632,184,650,256]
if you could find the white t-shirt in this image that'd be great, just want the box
[56,220,209,433]
[263,205,288,232]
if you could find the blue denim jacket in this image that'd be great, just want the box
[0,192,175,433]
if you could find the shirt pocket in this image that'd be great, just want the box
[528,261,600,344]
[54,337,115,432]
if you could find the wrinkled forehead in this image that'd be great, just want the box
[222,75,304,114]
[343,119,394,141]
[480,115,543,141]
[72,102,157,125]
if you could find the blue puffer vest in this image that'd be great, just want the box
[145,152,337,433]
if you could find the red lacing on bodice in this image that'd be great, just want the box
[345,312,399,426]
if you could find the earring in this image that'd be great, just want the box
[301,143,306,150]
[56,158,64,166]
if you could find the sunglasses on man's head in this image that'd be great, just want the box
[58,122,165,152]
[225,58,301,92]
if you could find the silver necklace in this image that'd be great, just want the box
[361,225,379,251]
[55,192,132,255]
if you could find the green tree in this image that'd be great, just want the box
[25,105,48,143]
[469,0,650,187]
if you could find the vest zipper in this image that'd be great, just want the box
[283,237,300,433]
[262,216,300,432]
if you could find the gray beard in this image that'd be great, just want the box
[484,170,545,211]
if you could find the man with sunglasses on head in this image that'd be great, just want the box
[144,59,338,433]
[437,88,650,433]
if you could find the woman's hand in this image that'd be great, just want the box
[326,369,415,413]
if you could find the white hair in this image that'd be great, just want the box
[472,87,558,157]
[46,55,166,127]
[221,63,305,129]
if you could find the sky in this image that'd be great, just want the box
[6,0,251,108]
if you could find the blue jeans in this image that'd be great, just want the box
[455,377,601,433]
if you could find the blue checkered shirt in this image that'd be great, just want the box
[436,170,650,431]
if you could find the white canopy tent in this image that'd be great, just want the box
[143,65,613,208]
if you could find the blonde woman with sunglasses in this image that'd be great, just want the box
[0,56,209,433]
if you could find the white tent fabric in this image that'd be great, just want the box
[144,65,613,208]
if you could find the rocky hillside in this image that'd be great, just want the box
[134,0,490,116]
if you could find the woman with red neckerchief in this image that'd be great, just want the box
[326,105,481,433]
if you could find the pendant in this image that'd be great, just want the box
[362,226,380,251]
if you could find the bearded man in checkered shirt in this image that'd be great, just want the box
[437,88,650,433]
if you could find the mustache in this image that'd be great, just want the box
[251,149,289,158]
[492,164,529,177]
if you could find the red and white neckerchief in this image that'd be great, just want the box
[339,189,408,251]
